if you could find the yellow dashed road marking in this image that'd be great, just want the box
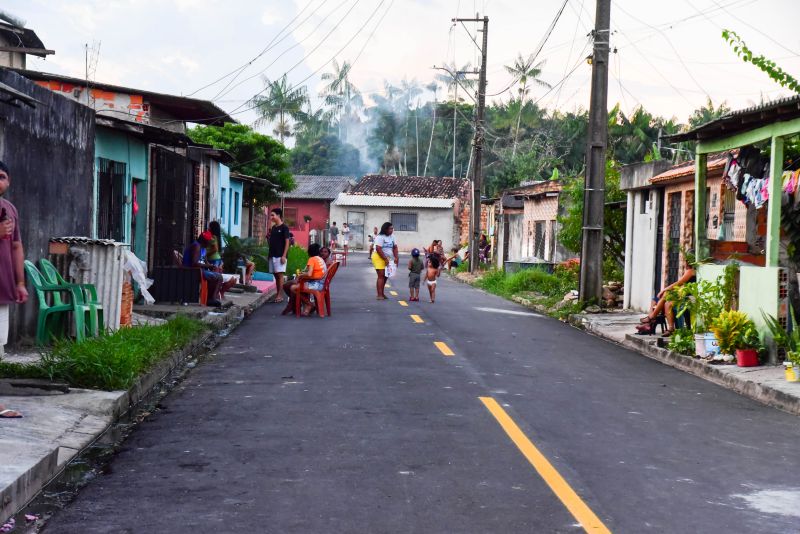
[398,300,408,307]
[390,291,398,296]
[434,341,454,356]
[479,397,612,534]
[410,314,424,323]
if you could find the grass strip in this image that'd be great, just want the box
[0,316,207,391]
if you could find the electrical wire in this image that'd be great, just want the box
[349,0,395,70]
[214,0,359,103]
[709,0,799,56]
[185,0,321,97]
[613,1,708,97]
[553,0,587,109]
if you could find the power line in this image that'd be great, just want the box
[215,0,362,103]
[486,0,569,97]
[349,0,395,70]
[553,0,587,109]
[613,1,708,97]
[185,0,321,97]
[709,0,799,56]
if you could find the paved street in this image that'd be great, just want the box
[42,260,800,533]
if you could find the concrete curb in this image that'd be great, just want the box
[1,288,274,522]
[568,313,800,417]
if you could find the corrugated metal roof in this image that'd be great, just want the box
[286,175,354,199]
[49,236,129,247]
[665,94,800,142]
[333,193,454,208]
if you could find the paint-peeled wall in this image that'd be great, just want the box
[0,70,95,344]
[218,164,242,238]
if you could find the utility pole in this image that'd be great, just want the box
[579,0,610,303]
[453,15,488,273]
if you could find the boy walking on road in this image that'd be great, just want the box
[268,208,291,303]
[329,222,339,249]
[408,248,423,302]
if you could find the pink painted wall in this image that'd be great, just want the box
[265,199,332,249]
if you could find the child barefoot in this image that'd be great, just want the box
[408,248,423,302]
[425,255,440,303]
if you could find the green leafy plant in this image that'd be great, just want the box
[667,328,695,356]
[710,310,759,355]
[221,231,268,274]
[762,309,800,366]
[723,30,800,93]
[667,278,726,334]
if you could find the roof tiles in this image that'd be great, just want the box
[350,175,468,199]
[286,175,354,200]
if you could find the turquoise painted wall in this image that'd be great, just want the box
[218,163,242,238]
[94,127,149,261]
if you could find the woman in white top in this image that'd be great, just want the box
[341,222,351,255]
[370,222,399,300]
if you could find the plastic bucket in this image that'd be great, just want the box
[695,333,720,358]
[785,362,798,382]
[735,349,759,367]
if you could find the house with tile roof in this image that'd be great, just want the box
[266,175,354,249]
[621,153,761,311]
[330,175,470,252]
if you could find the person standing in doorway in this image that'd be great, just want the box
[341,222,351,255]
[268,208,291,303]
[371,222,398,300]
[0,161,27,418]
[329,222,339,250]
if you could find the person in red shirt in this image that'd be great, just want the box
[0,161,28,418]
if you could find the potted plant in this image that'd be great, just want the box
[668,278,725,358]
[762,310,800,381]
[710,310,761,366]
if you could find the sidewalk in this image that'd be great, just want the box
[0,286,275,523]
[569,310,800,416]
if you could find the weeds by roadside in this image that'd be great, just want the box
[472,262,583,319]
[0,316,207,391]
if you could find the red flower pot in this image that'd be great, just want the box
[735,348,759,367]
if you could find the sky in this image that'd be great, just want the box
[6,0,800,134]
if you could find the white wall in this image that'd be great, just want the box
[329,204,456,252]
[624,189,659,311]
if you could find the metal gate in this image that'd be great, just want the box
[653,189,664,294]
[347,211,365,249]
[150,147,192,268]
[666,192,682,284]
[507,214,524,261]
[97,158,126,241]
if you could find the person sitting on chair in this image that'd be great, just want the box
[183,231,224,307]
[637,261,696,336]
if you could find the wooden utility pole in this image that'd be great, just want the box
[579,0,610,302]
[453,15,488,273]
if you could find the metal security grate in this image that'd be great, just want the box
[391,212,418,232]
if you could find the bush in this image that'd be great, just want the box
[35,316,207,390]
[253,244,309,276]
[476,266,578,300]
[667,328,695,356]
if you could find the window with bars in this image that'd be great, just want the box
[391,212,418,232]
[97,158,126,241]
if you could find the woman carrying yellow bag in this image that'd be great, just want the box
[372,222,399,300]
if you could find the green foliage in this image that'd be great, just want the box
[30,316,207,390]
[476,264,577,301]
[251,74,309,143]
[0,359,49,379]
[286,245,309,275]
[220,231,267,274]
[762,309,800,365]
[667,328,695,356]
[292,133,361,176]
[557,159,626,268]
[723,30,800,93]
[187,123,293,206]
[710,310,759,355]
[667,278,727,334]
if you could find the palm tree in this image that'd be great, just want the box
[505,53,551,158]
[398,78,422,175]
[436,63,476,178]
[251,75,308,144]
[423,81,439,176]
[320,59,363,142]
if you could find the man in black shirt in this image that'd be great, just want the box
[268,208,291,303]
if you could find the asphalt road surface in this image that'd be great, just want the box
[42,259,800,533]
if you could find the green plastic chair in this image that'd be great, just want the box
[38,258,104,337]
[24,260,91,344]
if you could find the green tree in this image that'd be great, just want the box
[688,97,731,129]
[504,53,551,158]
[251,75,308,143]
[557,159,626,270]
[188,123,293,206]
[723,29,800,93]
[291,133,361,176]
[320,59,363,141]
